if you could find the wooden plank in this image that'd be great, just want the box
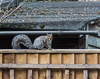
[86,54,98,64]
[15,54,26,64]
[39,54,50,79]
[98,54,100,79]
[27,54,38,64]
[62,54,74,79]
[15,54,26,79]
[46,69,51,79]
[27,54,38,79]
[0,64,100,68]
[28,69,32,79]
[3,54,15,63]
[51,54,62,64]
[83,70,88,79]
[75,54,85,64]
[1,49,100,54]
[86,54,98,79]
[33,69,38,79]
[0,54,2,79]
[65,69,69,79]
[39,54,50,64]
[75,54,85,79]
[3,54,15,79]
[88,69,98,79]
[10,69,14,79]
[51,54,62,79]
[3,69,10,79]
[62,54,74,64]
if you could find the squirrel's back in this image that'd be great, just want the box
[33,36,46,49]
[33,33,53,49]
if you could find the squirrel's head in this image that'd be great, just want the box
[47,33,53,41]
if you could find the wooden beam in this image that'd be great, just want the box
[62,54,74,79]
[75,54,85,79]
[65,69,69,79]
[46,69,51,79]
[28,69,32,79]
[1,49,100,54]
[15,54,26,79]
[0,64,100,69]
[10,69,14,79]
[27,54,38,79]
[83,70,88,79]
[0,54,2,79]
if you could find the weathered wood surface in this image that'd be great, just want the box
[27,54,38,79]
[75,54,85,79]
[1,49,100,53]
[10,69,14,79]
[3,54,15,79]
[15,54,26,79]
[46,69,51,79]
[1,50,100,79]
[28,69,32,79]
[83,70,88,79]
[86,54,98,79]
[0,54,2,79]
[62,54,74,79]
[38,54,50,79]
[0,64,100,69]
[51,54,62,79]
[65,69,69,79]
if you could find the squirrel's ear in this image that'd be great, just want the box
[51,33,52,36]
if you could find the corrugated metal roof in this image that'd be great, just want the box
[1,2,100,30]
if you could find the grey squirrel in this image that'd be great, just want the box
[11,33,53,49]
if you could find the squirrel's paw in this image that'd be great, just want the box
[41,48,46,50]
[48,48,52,50]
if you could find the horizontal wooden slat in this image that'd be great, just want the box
[1,49,100,53]
[0,64,100,69]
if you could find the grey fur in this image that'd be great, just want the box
[12,34,33,49]
[11,34,53,49]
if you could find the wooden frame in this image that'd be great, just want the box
[0,49,100,79]
[1,49,100,53]
[0,64,100,69]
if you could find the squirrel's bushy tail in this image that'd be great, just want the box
[12,34,33,49]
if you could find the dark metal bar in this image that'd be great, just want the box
[0,31,98,35]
